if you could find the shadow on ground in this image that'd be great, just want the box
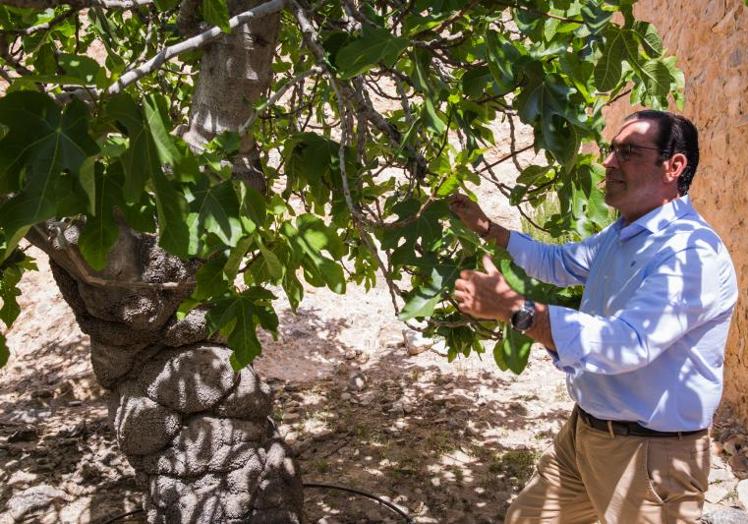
[1,298,568,523]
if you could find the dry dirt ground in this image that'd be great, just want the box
[1,246,748,523]
[1,119,747,523]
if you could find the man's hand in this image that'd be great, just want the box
[448,194,510,248]
[454,255,523,322]
[448,194,491,234]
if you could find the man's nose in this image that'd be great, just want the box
[602,150,618,169]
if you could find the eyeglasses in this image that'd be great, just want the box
[600,142,661,163]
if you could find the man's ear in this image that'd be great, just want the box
[663,153,687,184]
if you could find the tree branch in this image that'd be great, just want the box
[26,224,196,291]
[56,0,287,102]
[0,0,152,9]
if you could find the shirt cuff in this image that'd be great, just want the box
[548,305,586,373]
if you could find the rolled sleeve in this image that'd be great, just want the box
[506,229,608,287]
[547,245,737,375]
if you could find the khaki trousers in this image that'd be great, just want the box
[504,407,710,524]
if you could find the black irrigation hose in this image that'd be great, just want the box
[101,509,144,524]
[303,482,414,523]
[99,483,414,524]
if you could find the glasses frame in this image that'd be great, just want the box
[600,142,662,163]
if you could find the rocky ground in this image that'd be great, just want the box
[2,246,748,523]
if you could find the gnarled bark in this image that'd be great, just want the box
[30,224,303,523]
[22,2,299,520]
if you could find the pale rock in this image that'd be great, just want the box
[706,482,734,504]
[7,470,39,487]
[737,479,748,510]
[711,467,736,484]
[5,484,70,520]
[348,372,366,391]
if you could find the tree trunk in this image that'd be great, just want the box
[181,0,280,192]
[27,223,303,523]
[25,3,304,521]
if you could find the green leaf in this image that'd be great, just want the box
[517,165,554,186]
[206,292,269,369]
[241,184,266,226]
[282,270,303,311]
[0,264,23,327]
[514,67,583,164]
[79,156,97,214]
[296,214,345,259]
[461,66,493,98]
[594,28,626,91]
[225,235,253,280]
[193,254,230,300]
[580,1,614,34]
[226,296,262,368]
[105,93,160,202]
[485,30,519,94]
[0,332,8,368]
[202,0,230,32]
[0,333,10,368]
[640,59,672,98]
[283,215,346,293]
[422,98,446,134]
[78,162,123,270]
[58,54,101,85]
[153,0,179,11]
[193,180,244,247]
[143,94,182,166]
[336,26,407,79]
[494,324,533,374]
[152,168,190,258]
[257,239,283,280]
[0,93,98,242]
[633,22,663,58]
[399,263,460,320]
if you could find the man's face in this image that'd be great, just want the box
[603,118,670,223]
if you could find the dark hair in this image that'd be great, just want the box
[624,110,699,195]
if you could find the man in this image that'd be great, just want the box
[450,110,738,523]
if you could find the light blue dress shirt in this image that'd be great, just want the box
[507,196,738,431]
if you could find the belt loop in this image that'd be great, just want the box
[607,420,615,439]
[678,431,683,440]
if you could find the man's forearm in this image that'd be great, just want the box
[483,221,510,249]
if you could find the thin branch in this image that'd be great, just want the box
[239,65,322,135]
[0,35,33,76]
[607,88,632,106]
[0,7,77,36]
[476,142,535,174]
[516,203,551,233]
[291,0,402,317]
[411,0,478,38]
[507,114,523,173]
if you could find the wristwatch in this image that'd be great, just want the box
[510,299,536,334]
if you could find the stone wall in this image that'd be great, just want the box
[603,2,748,423]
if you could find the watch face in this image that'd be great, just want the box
[511,310,534,331]
[511,301,536,332]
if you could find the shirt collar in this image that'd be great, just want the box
[616,195,694,241]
